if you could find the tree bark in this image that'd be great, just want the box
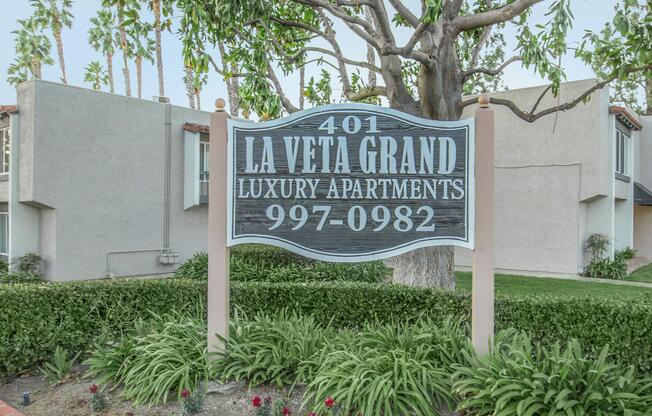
[136,56,142,98]
[106,52,114,93]
[32,60,41,79]
[153,0,165,97]
[364,6,376,89]
[646,76,652,116]
[185,66,196,109]
[390,24,464,290]
[54,30,67,84]
[299,66,305,110]
[217,41,239,116]
[117,12,131,96]
[195,89,201,110]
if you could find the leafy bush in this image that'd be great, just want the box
[453,332,652,415]
[304,318,470,416]
[217,310,332,388]
[585,233,609,260]
[176,248,390,283]
[615,247,637,261]
[2,279,651,378]
[0,260,8,274]
[12,252,44,274]
[0,270,43,284]
[584,256,627,279]
[85,309,215,405]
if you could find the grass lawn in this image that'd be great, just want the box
[455,271,652,300]
[626,263,652,284]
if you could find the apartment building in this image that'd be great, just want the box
[0,78,649,280]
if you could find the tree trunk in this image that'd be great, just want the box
[153,0,165,97]
[390,31,464,290]
[54,30,67,84]
[646,76,652,116]
[364,6,376,89]
[106,52,114,93]
[299,66,305,110]
[32,60,41,79]
[117,12,131,96]
[195,89,201,110]
[185,66,195,109]
[217,41,239,116]
[136,56,142,98]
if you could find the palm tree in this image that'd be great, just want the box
[148,0,172,97]
[103,0,136,96]
[7,17,53,84]
[192,70,207,110]
[31,0,73,84]
[83,61,108,90]
[88,8,117,93]
[184,65,196,109]
[128,19,155,98]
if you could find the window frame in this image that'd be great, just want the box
[615,128,631,177]
[0,212,8,256]
[0,126,9,174]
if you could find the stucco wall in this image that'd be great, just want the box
[456,164,580,276]
[634,205,652,260]
[457,80,609,276]
[638,117,652,190]
[14,80,210,280]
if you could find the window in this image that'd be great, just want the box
[199,137,209,203]
[615,129,631,177]
[0,212,8,256]
[0,127,9,174]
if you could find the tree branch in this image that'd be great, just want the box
[463,56,522,78]
[347,86,387,101]
[467,0,493,72]
[460,66,652,122]
[453,0,544,33]
[266,61,300,113]
[387,0,419,27]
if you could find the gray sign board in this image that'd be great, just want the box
[226,104,474,262]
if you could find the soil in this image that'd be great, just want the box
[0,367,308,416]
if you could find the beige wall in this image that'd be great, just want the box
[457,164,581,276]
[457,80,610,276]
[634,205,652,260]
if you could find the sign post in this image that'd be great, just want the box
[207,99,230,353]
[472,94,495,354]
[208,99,494,355]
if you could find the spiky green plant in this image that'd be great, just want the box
[39,345,80,385]
[452,331,652,415]
[83,61,109,90]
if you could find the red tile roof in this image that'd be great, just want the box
[609,105,642,130]
[182,122,209,134]
[0,105,17,117]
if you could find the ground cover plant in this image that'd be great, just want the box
[84,309,215,405]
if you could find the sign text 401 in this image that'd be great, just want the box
[266,204,437,233]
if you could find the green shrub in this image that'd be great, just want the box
[453,332,652,415]
[1,279,651,378]
[615,247,637,261]
[0,271,43,284]
[38,345,80,385]
[304,318,469,416]
[175,248,390,283]
[584,257,627,279]
[217,310,333,388]
[85,309,215,405]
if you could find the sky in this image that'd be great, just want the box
[0,0,619,113]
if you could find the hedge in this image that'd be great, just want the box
[1,278,651,377]
[174,248,391,283]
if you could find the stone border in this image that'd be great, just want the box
[0,400,24,416]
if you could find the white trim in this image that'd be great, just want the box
[226,104,475,262]
[183,130,200,210]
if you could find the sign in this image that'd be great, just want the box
[226,104,474,262]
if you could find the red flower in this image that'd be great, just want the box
[181,389,190,399]
[309,413,317,416]
[252,395,262,408]
[324,396,335,408]
[282,407,291,415]
[264,396,272,405]
[89,384,98,394]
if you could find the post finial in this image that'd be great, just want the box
[478,93,490,108]
[215,98,226,112]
